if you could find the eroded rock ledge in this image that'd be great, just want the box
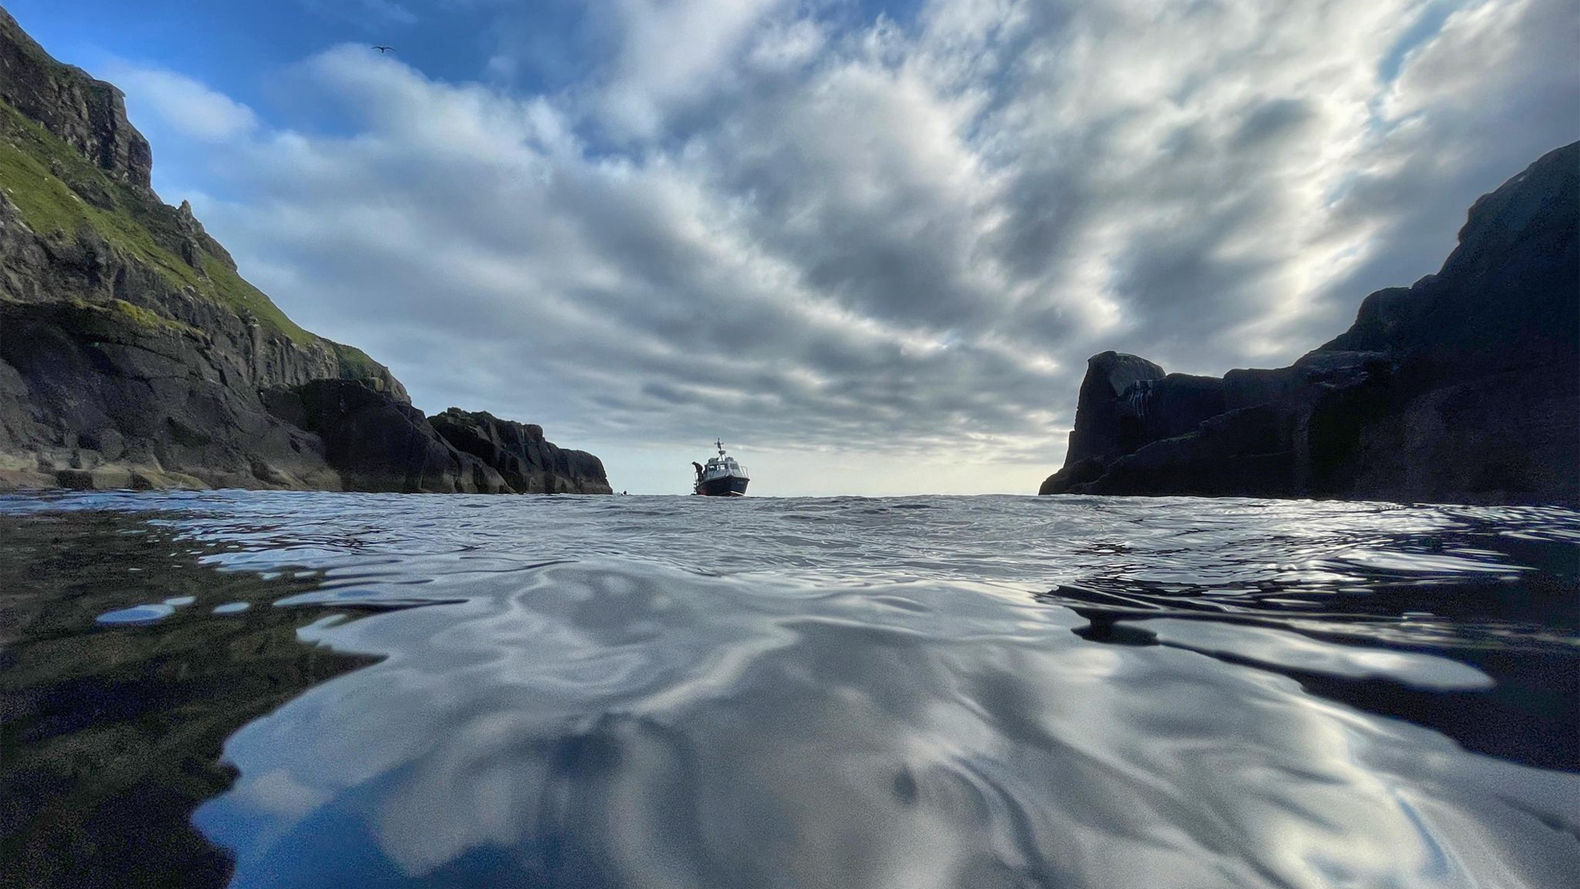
[1041,142,1578,506]
[429,409,612,495]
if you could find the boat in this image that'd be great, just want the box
[692,440,749,496]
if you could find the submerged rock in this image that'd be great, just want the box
[1041,141,1580,505]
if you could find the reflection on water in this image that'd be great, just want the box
[2,492,1578,888]
[0,512,380,889]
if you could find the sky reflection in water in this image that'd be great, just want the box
[4,491,1578,888]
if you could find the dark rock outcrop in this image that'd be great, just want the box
[0,298,341,490]
[1062,352,1164,467]
[1041,142,1579,505]
[0,13,609,494]
[429,408,612,494]
[262,381,510,494]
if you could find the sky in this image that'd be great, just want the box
[9,0,1577,495]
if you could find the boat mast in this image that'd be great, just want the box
[716,438,725,456]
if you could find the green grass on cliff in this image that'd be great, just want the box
[0,102,202,290]
[0,98,388,374]
[0,293,202,338]
[199,255,313,345]
[328,341,386,382]
[100,297,203,336]
[0,123,78,236]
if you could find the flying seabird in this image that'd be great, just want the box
[373,45,395,53]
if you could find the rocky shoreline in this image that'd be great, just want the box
[0,11,610,495]
[1041,142,1578,506]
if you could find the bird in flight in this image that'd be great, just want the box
[373,45,395,53]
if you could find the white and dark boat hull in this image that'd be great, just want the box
[695,475,749,496]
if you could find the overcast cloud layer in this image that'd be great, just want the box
[46,0,1580,493]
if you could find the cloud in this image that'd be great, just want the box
[588,0,793,139]
[149,0,1578,493]
[1312,0,1580,322]
[105,64,259,142]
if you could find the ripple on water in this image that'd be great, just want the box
[3,491,1577,889]
[95,603,176,625]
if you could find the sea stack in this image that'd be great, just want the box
[1040,142,1579,506]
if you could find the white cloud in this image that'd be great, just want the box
[147,0,1578,493]
[106,64,259,142]
[590,0,792,139]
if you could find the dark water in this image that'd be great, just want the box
[2,492,1577,888]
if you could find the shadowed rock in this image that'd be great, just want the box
[263,381,509,494]
[429,408,612,494]
[0,299,340,491]
[1042,141,1579,505]
[1062,352,1164,468]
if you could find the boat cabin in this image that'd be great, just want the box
[700,453,746,480]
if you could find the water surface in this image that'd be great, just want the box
[2,492,1577,888]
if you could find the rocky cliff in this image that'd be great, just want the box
[1041,141,1579,505]
[429,409,613,494]
[0,10,609,494]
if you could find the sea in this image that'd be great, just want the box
[2,491,1577,889]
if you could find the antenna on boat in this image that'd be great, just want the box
[716,438,725,456]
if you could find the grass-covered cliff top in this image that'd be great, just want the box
[0,95,385,379]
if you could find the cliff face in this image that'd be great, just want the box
[0,9,401,392]
[0,12,609,494]
[261,382,510,494]
[1041,142,1579,505]
[0,10,149,189]
[429,409,613,494]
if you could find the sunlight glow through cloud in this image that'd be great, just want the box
[69,0,1580,493]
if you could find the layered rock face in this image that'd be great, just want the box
[0,298,342,490]
[262,382,510,494]
[0,12,609,494]
[1042,142,1579,505]
[430,409,613,494]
